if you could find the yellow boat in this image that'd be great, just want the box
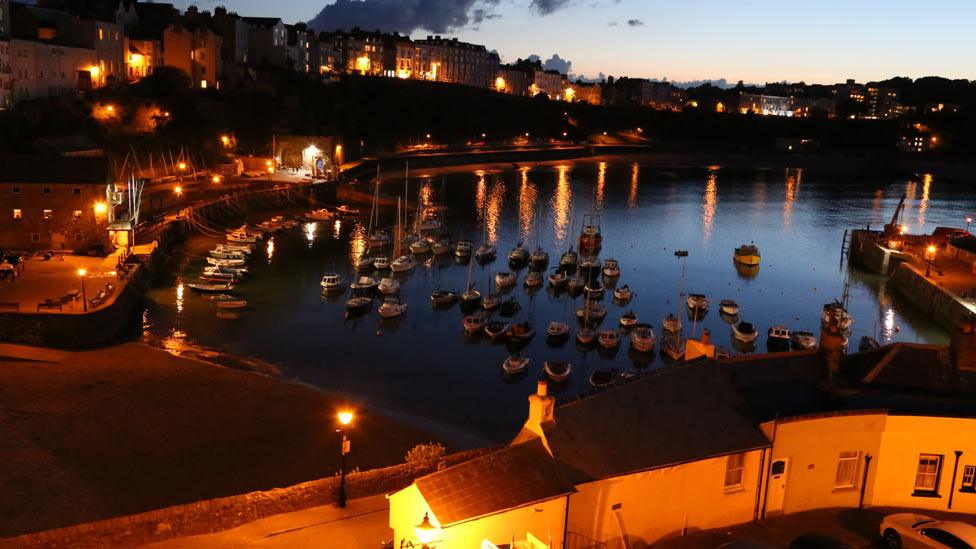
[734,242,761,266]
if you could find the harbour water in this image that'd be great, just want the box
[144,162,970,443]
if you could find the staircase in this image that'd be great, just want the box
[840,229,851,264]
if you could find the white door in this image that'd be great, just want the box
[766,458,790,516]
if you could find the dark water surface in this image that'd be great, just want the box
[144,162,971,443]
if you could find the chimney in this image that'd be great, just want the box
[820,305,846,377]
[951,316,976,371]
[511,381,555,453]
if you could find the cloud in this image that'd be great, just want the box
[529,0,571,15]
[627,18,643,26]
[542,54,572,75]
[608,20,618,26]
[309,0,500,34]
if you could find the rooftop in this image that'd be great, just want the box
[0,155,109,184]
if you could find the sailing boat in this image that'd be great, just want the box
[529,198,548,270]
[662,250,688,361]
[461,249,481,306]
[368,165,391,247]
[391,198,417,273]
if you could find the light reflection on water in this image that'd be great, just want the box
[304,222,317,247]
[596,161,606,212]
[783,168,801,232]
[918,173,932,227]
[628,163,639,210]
[551,165,572,249]
[517,168,537,243]
[702,170,717,244]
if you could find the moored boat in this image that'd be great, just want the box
[377,297,407,318]
[216,299,247,309]
[578,214,602,254]
[822,302,853,331]
[767,325,791,349]
[559,248,578,272]
[345,296,372,310]
[598,328,621,349]
[431,290,460,306]
[409,239,432,254]
[567,275,585,295]
[524,270,543,288]
[584,279,605,300]
[619,310,638,328]
[499,297,521,317]
[482,294,501,311]
[373,256,390,270]
[507,321,535,342]
[484,320,510,340]
[791,330,817,350]
[663,313,682,334]
[613,285,632,302]
[548,270,568,288]
[508,243,529,266]
[495,271,517,288]
[390,255,416,273]
[602,258,620,278]
[576,327,596,345]
[734,242,761,267]
[432,237,453,255]
[320,273,344,293]
[686,293,709,315]
[530,248,549,270]
[350,275,379,292]
[475,243,497,263]
[547,321,570,338]
[720,299,740,316]
[630,323,656,352]
[462,313,486,333]
[502,353,530,375]
[455,239,473,258]
[544,361,572,382]
[187,282,234,293]
[733,321,758,344]
[576,301,607,321]
[378,277,400,295]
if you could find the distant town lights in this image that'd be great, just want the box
[220,135,231,146]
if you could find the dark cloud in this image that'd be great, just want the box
[542,53,572,75]
[310,0,500,34]
[627,18,643,26]
[529,0,571,15]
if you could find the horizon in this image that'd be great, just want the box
[173,0,976,86]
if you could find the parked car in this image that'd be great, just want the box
[881,513,976,548]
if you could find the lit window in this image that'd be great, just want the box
[73,210,82,220]
[43,209,53,219]
[914,454,942,495]
[12,209,22,219]
[99,28,104,40]
[962,465,975,492]
[200,80,207,89]
[724,453,745,489]
[834,451,859,488]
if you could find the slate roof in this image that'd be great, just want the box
[414,438,575,527]
[841,343,976,395]
[950,235,976,255]
[0,155,109,184]
[542,363,771,482]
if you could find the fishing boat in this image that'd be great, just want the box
[215,243,252,254]
[455,239,473,258]
[475,243,497,263]
[355,254,375,271]
[619,310,638,327]
[345,295,372,310]
[576,326,596,345]
[216,299,247,309]
[767,326,791,349]
[373,256,390,270]
[495,271,517,288]
[306,208,335,221]
[335,205,361,217]
[187,282,234,293]
[576,300,607,321]
[430,290,459,306]
[391,255,416,272]
[320,273,344,293]
[507,321,535,342]
[544,361,572,382]
[602,258,620,278]
[567,275,585,295]
[559,248,578,273]
[202,267,239,281]
[589,369,615,388]
[733,242,761,267]
[579,213,602,254]
[482,294,501,311]
[368,229,391,247]
[216,311,241,320]
[432,237,453,255]
[508,243,529,266]
[461,256,480,305]
[378,297,407,318]
[732,321,758,344]
[530,248,549,270]
[859,336,881,352]
[686,293,709,316]
[409,239,432,254]
[584,279,605,300]
[502,353,530,375]
[499,297,521,317]
[548,270,568,288]
[822,302,853,331]
[207,257,246,267]
[350,275,379,292]
[226,231,258,244]
[524,270,543,289]
[209,249,246,260]
[613,285,632,302]
[598,328,621,349]
[661,330,685,361]
[378,277,400,295]
[791,330,817,350]
[720,299,740,316]
[484,320,510,340]
[630,323,656,352]
[579,257,602,277]
[663,313,682,334]
[462,313,486,333]
[547,321,570,338]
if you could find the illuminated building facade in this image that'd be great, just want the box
[738,92,794,116]
[0,0,10,109]
[530,68,565,99]
[210,6,248,82]
[572,81,602,105]
[162,21,222,89]
[414,35,499,88]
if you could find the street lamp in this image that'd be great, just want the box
[967,217,973,233]
[415,512,439,548]
[211,174,222,184]
[78,268,88,312]
[174,185,183,196]
[925,245,937,277]
[336,410,354,508]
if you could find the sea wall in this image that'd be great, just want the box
[1,448,492,549]
[888,263,973,331]
[848,230,915,275]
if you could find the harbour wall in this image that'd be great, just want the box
[848,230,916,276]
[888,263,975,331]
[1,448,491,548]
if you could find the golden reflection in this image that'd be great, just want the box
[881,308,895,342]
[421,178,433,207]
[517,168,537,242]
[349,222,367,265]
[783,168,800,231]
[333,219,342,240]
[486,177,505,244]
[902,179,917,232]
[175,281,184,314]
[266,237,275,263]
[871,189,884,226]
[702,170,718,244]
[918,173,932,227]
[596,162,606,211]
[162,328,188,353]
[304,222,317,247]
[475,172,487,226]
[628,163,639,209]
[550,165,572,249]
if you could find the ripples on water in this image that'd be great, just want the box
[144,162,969,442]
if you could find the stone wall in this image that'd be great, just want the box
[888,263,973,331]
[1,448,492,548]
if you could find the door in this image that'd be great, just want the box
[766,458,790,516]
[51,232,65,250]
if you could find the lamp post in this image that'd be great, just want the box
[414,512,439,548]
[925,245,937,277]
[967,217,973,233]
[336,410,353,508]
[78,268,88,311]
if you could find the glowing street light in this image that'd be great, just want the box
[78,268,88,312]
[336,410,354,507]
[415,512,440,547]
[211,174,222,184]
[93,201,107,216]
[925,244,937,277]
[967,217,973,233]
[174,185,183,196]
[220,135,231,147]
[178,162,187,171]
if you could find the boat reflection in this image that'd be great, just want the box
[735,260,760,279]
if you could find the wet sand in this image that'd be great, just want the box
[0,342,444,537]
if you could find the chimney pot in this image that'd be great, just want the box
[536,380,548,397]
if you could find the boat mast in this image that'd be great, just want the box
[675,250,688,338]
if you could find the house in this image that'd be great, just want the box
[242,16,285,68]
[0,155,110,252]
[948,235,976,274]
[0,0,11,109]
[162,17,221,89]
[210,6,247,82]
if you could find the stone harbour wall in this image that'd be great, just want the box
[888,263,974,331]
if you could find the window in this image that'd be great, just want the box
[12,209,21,219]
[834,451,859,488]
[724,453,745,490]
[42,209,53,219]
[962,465,976,493]
[914,454,942,496]
[31,233,40,243]
[72,187,81,195]
[919,528,971,549]
[11,185,20,194]
[99,28,104,40]
[72,210,82,220]
[43,186,52,194]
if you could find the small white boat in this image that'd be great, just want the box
[378,297,407,318]
[768,325,791,348]
[320,273,344,293]
[431,291,459,306]
[369,230,392,247]
[462,313,486,333]
[420,218,442,232]
[602,258,620,278]
[335,205,361,217]
[373,256,390,270]
[559,248,578,271]
[720,299,740,316]
[598,329,621,349]
[206,294,238,302]
[226,232,258,244]
[209,249,246,260]
[822,302,853,331]
[547,321,570,338]
[613,285,632,302]
[792,330,817,350]
[187,282,234,293]
[508,243,530,265]
[207,257,245,267]
[548,270,568,288]
[686,293,709,314]
[619,310,638,328]
[584,280,605,300]
[455,239,473,258]
[355,255,375,271]
[576,327,596,345]
[378,277,400,295]
[350,276,379,292]
[409,240,432,254]
[567,275,585,294]
[391,255,416,273]
[217,299,247,309]
[630,323,656,352]
[345,296,372,310]
[306,208,335,221]
[663,313,682,334]
[580,257,602,275]
[202,267,239,281]
[524,271,543,288]
[502,354,530,375]
[544,361,572,382]
[733,321,758,344]
[432,238,453,255]
[530,248,549,269]
[215,243,252,254]
[576,302,607,321]
[495,271,517,288]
